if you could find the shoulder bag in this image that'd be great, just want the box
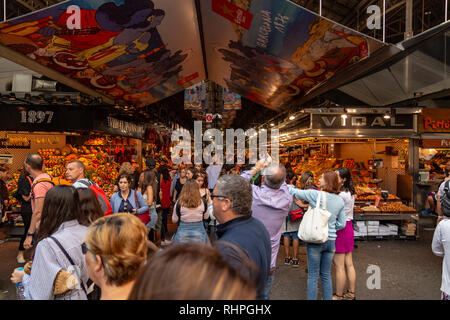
[297,191,332,243]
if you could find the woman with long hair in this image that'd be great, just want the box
[10,185,89,300]
[186,167,196,180]
[333,167,357,300]
[287,171,346,300]
[172,180,209,244]
[172,168,187,203]
[15,166,33,264]
[128,243,256,300]
[77,188,103,226]
[139,170,159,243]
[193,171,215,232]
[159,166,172,245]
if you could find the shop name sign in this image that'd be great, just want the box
[419,109,450,133]
[421,139,450,148]
[311,114,414,130]
[106,117,145,138]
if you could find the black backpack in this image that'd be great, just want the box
[175,198,208,225]
[441,181,450,216]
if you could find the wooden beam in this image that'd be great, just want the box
[0,43,115,104]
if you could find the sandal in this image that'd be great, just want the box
[343,291,356,300]
[332,294,344,300]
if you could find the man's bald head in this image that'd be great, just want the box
[25,154,44,171]
[262,164,286,189]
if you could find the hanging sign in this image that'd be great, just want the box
[94,116,145,139]
[421,139,450,148]
[418,109,450,133]
[0,105,92,131]
[311,114,414,130]
[0,154,13,164]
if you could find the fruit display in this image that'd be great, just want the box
[419,150,450,182]
[356,193,400,201]
[354,202,416,214]
[360,205,380,212]
[290,157,374,186]
[378,202,416,213]
[38,144,120,198]
[6,172,20,208]
[283,150,400,202]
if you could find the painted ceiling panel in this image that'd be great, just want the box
[0,0,206,107]
[200,0,386,110]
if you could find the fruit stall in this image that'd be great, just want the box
[280,136,419,239]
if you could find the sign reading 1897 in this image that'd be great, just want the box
[20,110,54,124]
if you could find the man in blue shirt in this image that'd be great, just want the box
[212,174,271,300]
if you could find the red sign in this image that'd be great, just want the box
[206,114,213,122]
[418,109,450,133]
[421,139,450,148]
[423,118,450,130]
[212,0,253,30]
[177,72,200,86]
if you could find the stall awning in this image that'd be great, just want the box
[334,21,450,107]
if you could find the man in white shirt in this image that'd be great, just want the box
[437,160,450,223]
[206,156,223,193]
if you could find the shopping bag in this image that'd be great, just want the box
[298,191,331,243]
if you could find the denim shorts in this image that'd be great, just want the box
[145,207,158,229]
[283,232,299,240]
[173,221,210,244]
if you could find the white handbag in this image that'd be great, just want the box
[298,191,332,243]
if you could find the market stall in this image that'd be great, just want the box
[280,111,420,239]
[0,104,147,232]
[414,108,450,213]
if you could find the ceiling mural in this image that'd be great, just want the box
[200,0,385,110]
[0,0,392,113]
[0,0,205,107]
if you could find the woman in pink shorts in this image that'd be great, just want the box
[333,167,356,300]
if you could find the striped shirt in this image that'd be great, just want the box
[22,220,89,300]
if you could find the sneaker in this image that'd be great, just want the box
[422,209,431,215]
[17,253,25,264]
[292,258,299,267]
[284,257,292,265]
[162,239,172,245]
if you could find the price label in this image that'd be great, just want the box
[20,110,54,124]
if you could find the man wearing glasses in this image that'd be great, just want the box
[212,175,271,300]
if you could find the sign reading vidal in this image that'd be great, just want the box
[311,114,414,130]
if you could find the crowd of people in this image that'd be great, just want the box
[2,153,450,300]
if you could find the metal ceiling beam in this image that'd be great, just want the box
[0,43,115,104]
[13,0,48,12]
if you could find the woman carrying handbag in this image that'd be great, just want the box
[287,171,346,300]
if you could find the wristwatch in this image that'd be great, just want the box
[27,232,34,237]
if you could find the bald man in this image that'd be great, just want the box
[241,160,292,299]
